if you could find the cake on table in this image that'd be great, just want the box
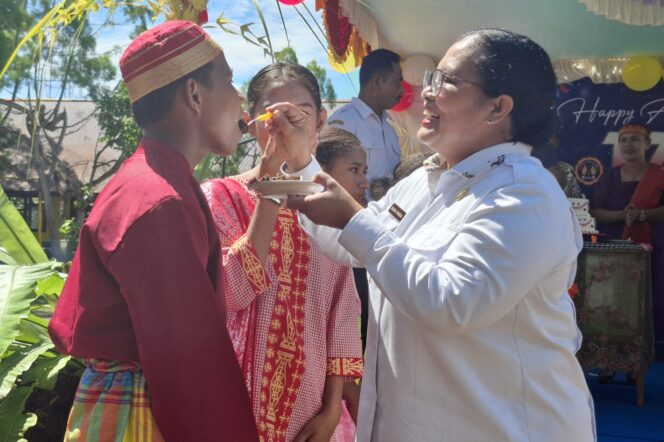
[569,197,599,234]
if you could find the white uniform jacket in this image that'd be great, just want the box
[288,142,596,442]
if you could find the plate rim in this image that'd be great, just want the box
[249,180,324,196]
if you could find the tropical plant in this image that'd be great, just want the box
[0,0,119,260]
[0,186,80,441]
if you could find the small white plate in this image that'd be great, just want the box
[249,180,324,197]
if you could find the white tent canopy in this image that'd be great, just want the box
[339,0,664,83]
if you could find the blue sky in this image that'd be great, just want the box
[88,0,360,100]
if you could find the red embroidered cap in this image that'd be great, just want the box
[119,20,221,104]
[619,124,650,138]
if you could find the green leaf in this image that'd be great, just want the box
[0,187,48,265]
[34,273,65,297]
[0,386,38,442]
[0,1,64,81]
[251,0,274,61]
[21,354,72,391]
[0,262,56,357]
[0,248,16,266]
[0,342,53,399]
[14,316,51,346]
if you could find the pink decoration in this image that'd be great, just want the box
[277,0,305,5]
[391,81,414,112]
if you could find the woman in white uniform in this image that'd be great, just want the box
[276,28,596,442]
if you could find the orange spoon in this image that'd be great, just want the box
[247,111,273,125]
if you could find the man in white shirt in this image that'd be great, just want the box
[328,49,403,199]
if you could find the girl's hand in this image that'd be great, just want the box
[257,135,283,178]
[342,381,360,424]
[265,102,315,171]
[294,403,342,442]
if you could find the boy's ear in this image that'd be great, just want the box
[182,78,203,114]
[243,111,257,137]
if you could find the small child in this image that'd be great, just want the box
[315,126,369,436]
[316,126,370,207]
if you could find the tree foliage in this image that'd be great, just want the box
[306,59,336,102]
[275,47,298,64]
[0,1,138,259]
[274,47,336,102]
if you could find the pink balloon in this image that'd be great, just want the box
[391,81,414,112]
[277,0,305,5]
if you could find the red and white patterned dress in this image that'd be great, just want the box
[202,177,363,442]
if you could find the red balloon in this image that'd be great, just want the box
[277,0,305,4]
[391,81,414,112]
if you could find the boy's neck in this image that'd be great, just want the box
[143,122,204,171]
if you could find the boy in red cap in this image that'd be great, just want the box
[49,20,258,441]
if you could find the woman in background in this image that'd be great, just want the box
[590,123,664,362]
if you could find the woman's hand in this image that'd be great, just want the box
[288,173,364,229]
[265,102,315,171]
[624,203,639,226]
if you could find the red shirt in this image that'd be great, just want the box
[49,139,258,441]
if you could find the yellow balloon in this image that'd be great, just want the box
[622,56,662,91]
[328,46,360,74]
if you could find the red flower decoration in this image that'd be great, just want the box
[391,81,414,112]
[197,9,208,25]
[568,282,579,299]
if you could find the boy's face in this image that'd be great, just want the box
[199,54,245,156]
[327,149,369,206]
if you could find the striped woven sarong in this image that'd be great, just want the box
[64,359,164,441]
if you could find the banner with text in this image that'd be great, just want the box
[556,77,664,196]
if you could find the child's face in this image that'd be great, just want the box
[327,149,369,206]
[250,81,323,158]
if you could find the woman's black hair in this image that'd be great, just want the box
[246,62,321,117]
[315,126,364,171]
[459,28,559,148]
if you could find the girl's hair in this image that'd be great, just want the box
[315,126,364,171]
[246,62,321,116]
[459,28,559,148]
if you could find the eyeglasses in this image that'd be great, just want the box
[422,69,483,96]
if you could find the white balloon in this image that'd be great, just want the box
[402,54,436,86]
